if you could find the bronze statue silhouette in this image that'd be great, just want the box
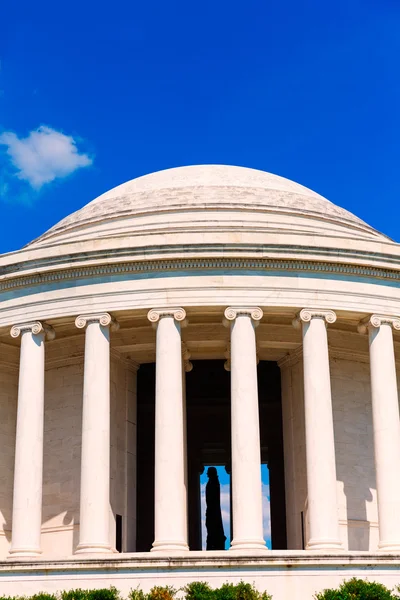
[205,466,226,550]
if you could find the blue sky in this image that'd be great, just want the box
[1,1,399,253]
[200,465,271,549]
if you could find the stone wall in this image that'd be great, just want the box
[331,357,378,551]
[0,362,18,557]
[42,358,84,557]
[0,337,137,559]
[281,353,380,551]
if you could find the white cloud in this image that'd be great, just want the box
[0,126,93,189]
[262,482,271,545]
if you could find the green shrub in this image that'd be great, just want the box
[212,583,237,600]
[211,582,271,600]
[129,588,148,600]
[314,577,400,600]
[0,582,273,600]
[183,582,213,600]
[61,588,121,600]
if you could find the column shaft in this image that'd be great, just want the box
[297,309,342,550]
[366,316,400,550]
[9,321,53,558]
[148,308,188,552]
[75,314,116,554]
[10,329,45,556]
[225,307,266,551]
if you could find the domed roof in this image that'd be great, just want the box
[30,165,387,247]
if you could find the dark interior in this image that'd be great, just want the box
[136,359,287,551]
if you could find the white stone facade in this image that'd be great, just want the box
[1,165,400,597]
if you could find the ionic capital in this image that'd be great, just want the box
[223,306,263,328]
[147,308,187,329]
[357,314,400,335]
[10,321,55,340]
[292,308,336,329]
[75,313,119,331]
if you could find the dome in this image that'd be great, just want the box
[29,165,387,247]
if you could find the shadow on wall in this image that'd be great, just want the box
[41,363,83,554]
[331,360,375,552]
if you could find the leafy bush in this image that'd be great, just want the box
[147,588,177,600]
[0,582,272,600]
[61,588,121,600]
[128,588,147,600]
[184,581,271,600]
[314,577,400,600]
[183,582,213,600]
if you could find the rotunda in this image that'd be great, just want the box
[1,165,400,598]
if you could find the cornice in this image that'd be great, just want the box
[1,257,400,295]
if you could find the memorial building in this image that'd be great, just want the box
[1,165,400,598]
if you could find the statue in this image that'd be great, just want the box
[205,466,226,550]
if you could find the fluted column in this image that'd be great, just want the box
[358,314,400,551]
[224,306,266,551]
[9,321,55,558]
[293,309,342,550]
[75,313,118,554]
[148,308,189,552]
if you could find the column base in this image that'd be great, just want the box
[306,538,343,551]
[8,547,42,559]
[151,540,189,553]
[230,538,267,552]
[378,541,400,552]
[75,542,114,555]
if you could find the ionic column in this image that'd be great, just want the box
[9,321,55,558]
[224,306,266,551]
[75,313,118,554]
[293,309,342,550]
[147,308,189,552]
[358,314,400,551]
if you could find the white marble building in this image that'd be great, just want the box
[1,165,400,598]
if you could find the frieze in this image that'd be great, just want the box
[1,257,399,295]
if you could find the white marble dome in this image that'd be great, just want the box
[29,164,387,247]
